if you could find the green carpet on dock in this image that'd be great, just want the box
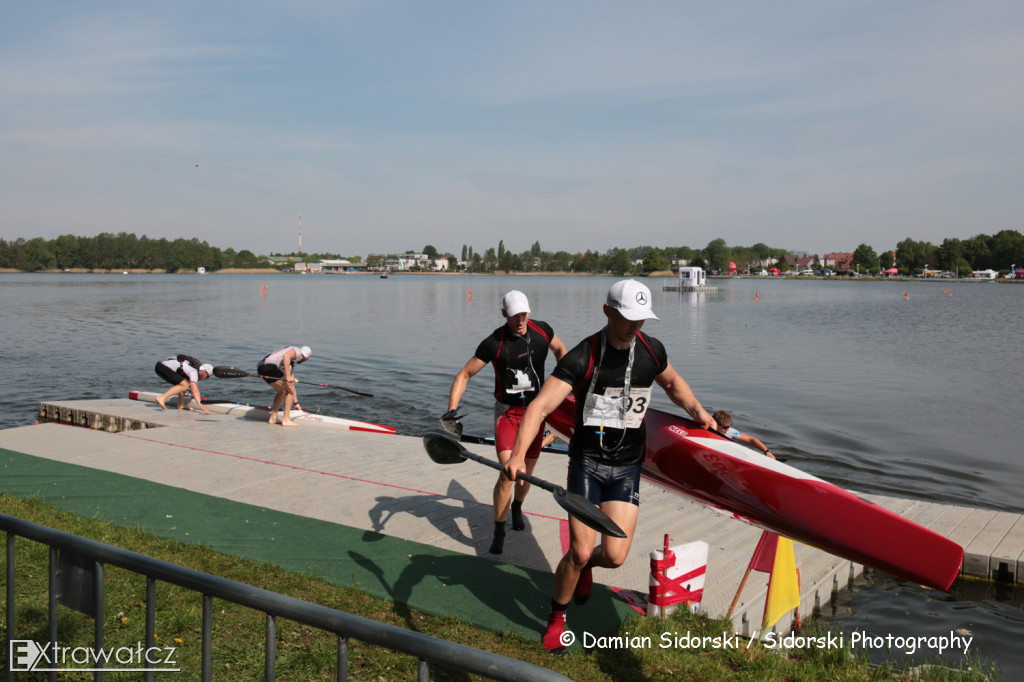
[0,447,633,640]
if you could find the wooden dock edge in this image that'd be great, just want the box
[38,401,165,433]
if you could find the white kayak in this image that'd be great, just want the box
[128,391,397,435]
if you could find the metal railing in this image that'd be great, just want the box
[2,513,569,681]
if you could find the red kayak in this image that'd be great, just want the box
[546,395,963,591]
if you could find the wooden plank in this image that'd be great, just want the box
[947,508,997,544]
[960,511,1022,579]
[990,516,1024,584]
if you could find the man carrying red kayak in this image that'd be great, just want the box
[502,280,717,653]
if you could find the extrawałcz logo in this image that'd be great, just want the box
[9,639,179,673]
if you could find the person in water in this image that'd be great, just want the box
[502,280,717,653]
[443,290,567,554]
[258,346,311,426]
[154,354,213,414]
[712,410,775,459]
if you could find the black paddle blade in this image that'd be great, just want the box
[422,433,468,465]
[212,366,250,379]
[552,486,627,538]
[422,432,626,538]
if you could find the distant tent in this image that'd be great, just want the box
[768,268,781,276]
[1015,269,1024,280]
[883,267,899,275]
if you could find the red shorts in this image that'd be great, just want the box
[494,405,545,460]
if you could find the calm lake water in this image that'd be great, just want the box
[2,272,1022,676]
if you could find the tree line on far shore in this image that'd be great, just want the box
[0,233,264,272]
[2,229,1022,275]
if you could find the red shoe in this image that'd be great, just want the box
[574,564,592,605]
[542,610,568,654]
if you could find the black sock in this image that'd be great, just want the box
[511,501,525,531]
[550,599,569,613]
[489,521,506,554]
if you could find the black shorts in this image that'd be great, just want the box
[257,363,283,386]
[566,458,641,507]
[155,362,186,387]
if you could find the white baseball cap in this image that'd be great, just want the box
[501,290,530,317]
[199,363,214,376]
[300,346,312,359]
[607,279,658,321]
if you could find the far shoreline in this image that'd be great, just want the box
[3,268,1019,282]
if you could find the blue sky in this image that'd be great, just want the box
[2,1,1022,258]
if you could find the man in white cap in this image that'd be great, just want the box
[503,279,717,653]
[258,345,312,427]
[444,290,567,554]
[154,354,213,414]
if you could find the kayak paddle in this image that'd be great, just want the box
[212,366,373,397]
[458,431,568,455]
[421,432,626,538]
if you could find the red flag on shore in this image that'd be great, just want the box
[728,530,801,630]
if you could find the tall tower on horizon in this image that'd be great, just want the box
[298,212,302,254]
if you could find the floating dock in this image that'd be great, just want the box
[664,267,718,292]
[2,398,1021,641]
[662,284,718,292]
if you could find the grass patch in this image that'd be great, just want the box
[0,494,996,680]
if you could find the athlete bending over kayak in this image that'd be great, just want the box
[154,354,213,414]
[444,290,566,554]
[258,345,311,427]
[502,280,717,654]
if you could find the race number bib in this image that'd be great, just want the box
[504,368,535,395]
[583,387,652,430]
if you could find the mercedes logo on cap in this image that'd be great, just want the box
[636,291,648,305]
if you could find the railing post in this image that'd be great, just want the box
[6,534,16,682]
[202,594,213,681]
[48,547,57,682]
[265,613,277,682]
[145,577,156,682]
[337,636,348,682]
[93,561,104,682]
